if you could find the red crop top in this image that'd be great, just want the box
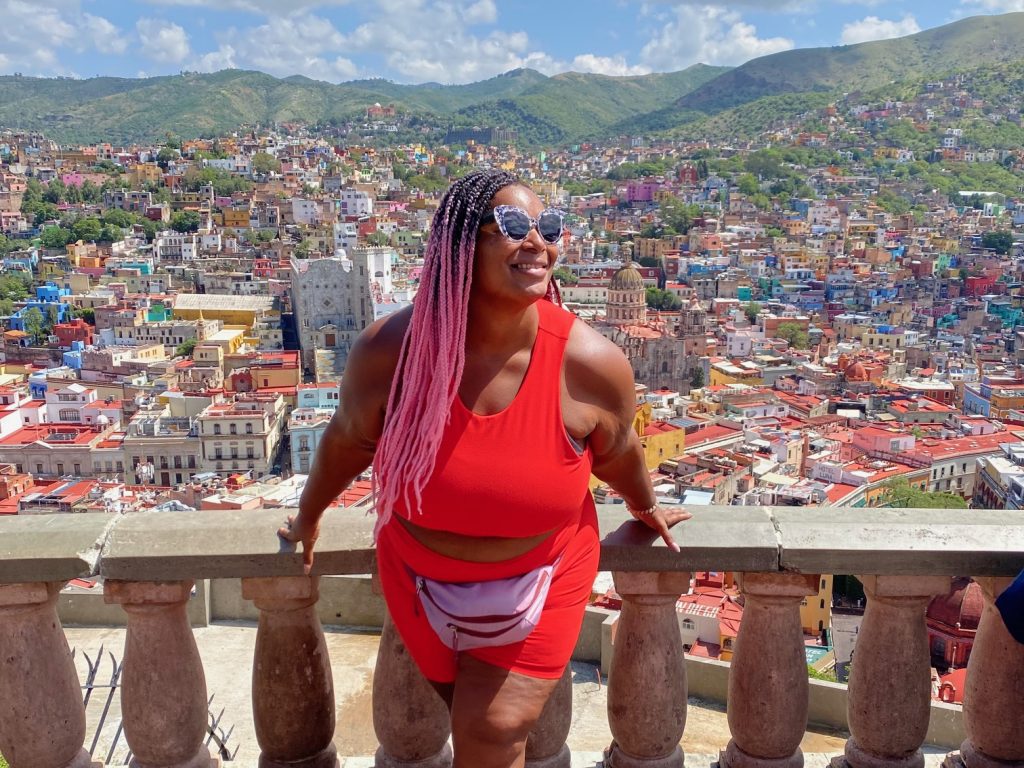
[391,299,594,538]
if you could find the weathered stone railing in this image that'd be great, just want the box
[0,506,1022,768]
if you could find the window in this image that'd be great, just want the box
[246,449,254,459]
[681,618,695,630]
[246,423,253,435]
[73,463,80,475]
[188,456,196,469]
[820,599,825,609]
[821,578,827,589]
[230,424,237,435]
[36,463,43,474]
[116,462,123,472]
[174,456,182,469]
[214,424,221,435]
[58,408,79,422]
[215,449,223,459]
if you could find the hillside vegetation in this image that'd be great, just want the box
[3,12,1024,146]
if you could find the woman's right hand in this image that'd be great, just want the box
[278,512,320,575]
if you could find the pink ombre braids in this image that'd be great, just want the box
[372,170,561,537]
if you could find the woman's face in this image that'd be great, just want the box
[471,184,558,308]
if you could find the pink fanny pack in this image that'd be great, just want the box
[414,558,560,652]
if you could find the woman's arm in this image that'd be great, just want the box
[279,308,410,571]
[566,323,691,550]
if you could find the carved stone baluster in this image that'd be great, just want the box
[241,576,338,768]
[948,576,1024,768]
[525,666,572,768]
[606,570,691,768]
[372,612,452,768]
[0,582,92,768]
[834,575,950,768]
[721,572,819,768]
[105,580,214,768]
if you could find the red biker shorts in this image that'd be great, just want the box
[375,499,600,684]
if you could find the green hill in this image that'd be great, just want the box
[677,12,1024,114]
[0,65,725,145]
[4,11,1024,146]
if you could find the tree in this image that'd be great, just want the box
[71,217,102,243]
[72,307,95,324]
[645,287,682,311]
[170,211,201,233]
[776,322,810,349]
[881,477,967,509]
[21,307,45,343]
[553,267,578,285]
[366,231,391,247]
[737,173,760,196]
[45,304,59,331]
[251,152,281,176]
[32,202,60,227]
[690,367,705,389]
[156,147,179,166]
[0,273,32,301]
[744,302,762,325]
[982,231,1014,255]
[294,239,312,258]
[43,178,67,204]
[40,226,72,250]
[175,338,197,357]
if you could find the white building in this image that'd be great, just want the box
[290,251,375,381]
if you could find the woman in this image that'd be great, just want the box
[280,170,690,768]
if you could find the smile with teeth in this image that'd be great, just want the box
[511,262,548,273]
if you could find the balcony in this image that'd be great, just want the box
[0,506,1022,768]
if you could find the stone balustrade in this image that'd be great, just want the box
[0,505,1022,768]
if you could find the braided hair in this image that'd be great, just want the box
[373,169,560,536]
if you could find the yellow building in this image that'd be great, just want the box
[710,361,764,387]
[800,574,833,635]
[127,163,162,187]
[634,402,686,469]
[222,208,250,229]
[173,294,277,333]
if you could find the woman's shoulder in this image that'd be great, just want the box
[348,306,413,380]
[563,314,634,402]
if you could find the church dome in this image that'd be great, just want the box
[927,577,983,631]
[845,360,869,382]
[610,264,645,292]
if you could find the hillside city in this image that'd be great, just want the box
[1,59,1022,717]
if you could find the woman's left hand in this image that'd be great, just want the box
[630,506,691,552]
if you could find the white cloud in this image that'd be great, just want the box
[464,0,498,24]
[137,18,192,64]
[566,54,650,77]
[960,0,1024,10]
[82,13,128,55]
[0,1,126,75]
[840,14,921,45]
[142,0,353,13]
[640,5,794,69]
[193,14,356,81]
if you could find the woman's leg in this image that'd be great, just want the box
[450,654,560,768]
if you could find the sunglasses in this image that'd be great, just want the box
[480,205,565,245]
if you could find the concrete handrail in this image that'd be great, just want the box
[1,505,1023,583]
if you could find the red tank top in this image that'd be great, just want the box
[392,300,594,537]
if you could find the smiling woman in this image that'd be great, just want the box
[278,169,689,767]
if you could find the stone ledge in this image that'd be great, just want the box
[773,507,1024,575]
[0,505,1022,584]
[0,511,115,582]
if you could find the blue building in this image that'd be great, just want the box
[10,283,71,332]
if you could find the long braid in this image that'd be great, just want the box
[373,169,535,537]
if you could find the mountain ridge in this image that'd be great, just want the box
[2,12,1024,146]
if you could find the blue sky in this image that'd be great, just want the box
[1,0,1021,84]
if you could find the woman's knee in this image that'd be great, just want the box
[450,658,556,748]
